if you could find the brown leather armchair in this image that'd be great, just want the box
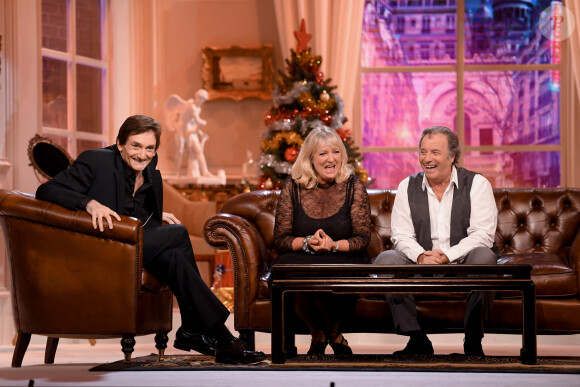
[0,189,173,367]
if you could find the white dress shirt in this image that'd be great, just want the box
[390,166,497,263]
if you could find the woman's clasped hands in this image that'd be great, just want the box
[307,229,336,253]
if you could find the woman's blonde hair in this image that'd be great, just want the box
[291,125,352,189]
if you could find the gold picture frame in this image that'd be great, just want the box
[201,45,273,101]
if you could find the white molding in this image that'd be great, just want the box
[0,160,12,179]
[0,0,16,348]
[0,291,15,347]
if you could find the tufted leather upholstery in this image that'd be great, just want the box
[0,189,173,367]
[204,188,580,343]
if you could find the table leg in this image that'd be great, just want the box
[271,284,286,364]
[520,282,537,365]
[284,292,297,359]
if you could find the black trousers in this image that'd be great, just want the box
[143,224,229,333]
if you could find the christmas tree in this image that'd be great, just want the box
[257,19,371,190]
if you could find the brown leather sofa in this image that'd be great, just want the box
[203,187,580,348]
[0,189,173,367]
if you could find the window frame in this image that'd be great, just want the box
[41,0,110,158]
[359,1,568,188]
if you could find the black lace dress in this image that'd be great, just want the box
[271,174,371,351]
[273,174,371,265]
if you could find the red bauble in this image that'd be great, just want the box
[284,146,299,163]
[321,114,332,124]
[336,128,352,141]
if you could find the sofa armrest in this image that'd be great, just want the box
[204,213,268,326]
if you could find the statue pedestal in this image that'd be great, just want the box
[166,178,251,212]
[193,170,227,185]
[167,170,227,186]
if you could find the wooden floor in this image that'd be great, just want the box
[1,314,580,386]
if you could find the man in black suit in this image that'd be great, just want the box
[36,114,265,364]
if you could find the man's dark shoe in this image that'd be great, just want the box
[393,335,434,356]
[215,337,266,364]
[173,328,216,356]
[464,338,485,357]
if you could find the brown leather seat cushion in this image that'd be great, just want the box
[258,278,270,300]
[500,253,577,297]
[142,269,169,293]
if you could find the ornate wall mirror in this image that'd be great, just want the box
[27,134,73,180]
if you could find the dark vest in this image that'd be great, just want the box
[407,167,476,251]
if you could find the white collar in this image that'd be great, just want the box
[421,165,458,191]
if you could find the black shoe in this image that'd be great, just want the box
[393,335,434,356]
[464,338,485,357]
[329,335,353,357]
[306,339,328,356]
[215,337,266,364]
[173,328,216,356]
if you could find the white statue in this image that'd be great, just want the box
[164,90,226,184]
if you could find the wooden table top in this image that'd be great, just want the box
[271,264,532,280]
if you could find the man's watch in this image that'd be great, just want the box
[302,235,315,254]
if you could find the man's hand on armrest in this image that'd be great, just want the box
[86,199,121,231]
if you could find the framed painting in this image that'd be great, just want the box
[201,44,273,101]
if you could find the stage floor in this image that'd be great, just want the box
[1,314,580,386]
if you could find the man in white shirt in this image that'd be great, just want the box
[375,126,498,357]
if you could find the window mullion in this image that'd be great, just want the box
[40,48,73,62]
[456,0,465,147]
[69,0,77,156]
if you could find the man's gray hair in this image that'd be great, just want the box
[419,126,461,165]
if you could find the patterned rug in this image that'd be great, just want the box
[90,353,580,374]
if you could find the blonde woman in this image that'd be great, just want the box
[272,125,371,357]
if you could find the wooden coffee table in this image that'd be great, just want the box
[270,264,536,365]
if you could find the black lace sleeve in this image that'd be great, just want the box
[347,177,371,252]
[273,181,296,252]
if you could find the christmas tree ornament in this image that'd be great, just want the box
[263,178,273,190]
[294,19,312,54]
[284,146,299,163]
